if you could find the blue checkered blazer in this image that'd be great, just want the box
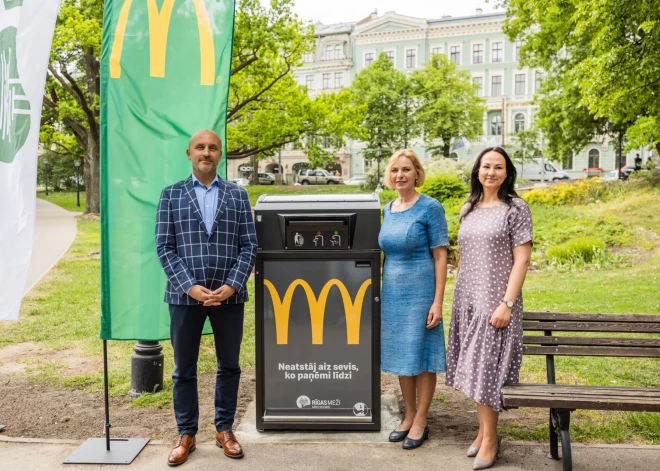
[155,175,257,305]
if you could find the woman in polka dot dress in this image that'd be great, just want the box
[445,147,533,470]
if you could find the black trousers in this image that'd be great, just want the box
[169,303,244,435]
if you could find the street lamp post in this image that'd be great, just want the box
[43,157,49,196]
[74,159,81,207]
[376,145,382,187]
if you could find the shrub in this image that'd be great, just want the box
[419,173,469,202]
[545,236,606,264]
[523,179,611,206]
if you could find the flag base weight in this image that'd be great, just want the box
[63,438,149,465]
[64,341,149,465]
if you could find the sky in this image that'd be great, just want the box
[261,0,500,24]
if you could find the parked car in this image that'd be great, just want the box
[258,172,276,185]
[231,178,249,187]
[297,169,343,185]
[514,158,570,181]
[343,177,365,186]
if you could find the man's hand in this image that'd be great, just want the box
[188,285,213,303]
[203,284,237,306]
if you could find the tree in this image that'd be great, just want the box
[501,0,660,156]
[510,127,542,176]
[40,0,102,213]
[411,54,486,157]
[349,53,416,159]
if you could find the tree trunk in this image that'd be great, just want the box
[85,134,100,214]
[443,143,450,158]
[655,142,660,158]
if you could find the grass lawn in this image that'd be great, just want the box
[3,184,659,441]
[37,190,85,212]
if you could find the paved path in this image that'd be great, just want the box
[23,199,80,295]
[2,435,659,471]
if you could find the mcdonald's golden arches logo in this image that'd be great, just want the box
[110,0,216,86]
[263,279,372,345]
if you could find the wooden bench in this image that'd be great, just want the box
[501,312,660,471]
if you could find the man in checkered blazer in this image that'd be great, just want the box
[156,130,257,466]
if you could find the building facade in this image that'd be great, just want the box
[228,9,653,182]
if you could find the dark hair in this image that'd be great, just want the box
[462,147,518,220]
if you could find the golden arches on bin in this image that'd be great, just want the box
[263,279,372,346]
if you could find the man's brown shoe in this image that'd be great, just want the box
[215,430,244,459]
[167,434,196,467]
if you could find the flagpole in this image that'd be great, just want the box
[103,340,111,451]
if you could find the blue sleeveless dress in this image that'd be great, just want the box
[379,194,449,376]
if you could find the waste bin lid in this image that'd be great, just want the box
[257,194,379,203]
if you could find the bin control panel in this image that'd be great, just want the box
[285,217,349,250]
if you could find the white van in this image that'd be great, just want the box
[514,158,570,181]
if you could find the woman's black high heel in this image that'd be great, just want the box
[402,426,429,449]
[388,428,410,442]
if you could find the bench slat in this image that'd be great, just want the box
[523,336,660,348]
[522,321,660,333]
[523,346,660,357]
[524,312,660,323]
[501,385,660,412]
[503,385,660,396]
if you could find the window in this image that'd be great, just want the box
[535,71,543,92]
[564,152,573,170]
[303,52,314,63]
[305,75,314,91]
[325,45,334,60]
[334,44,343,60]
[364,159,372,168]
[491,114,502,135]
[515,74,526,95]
[322,73,331,89]
[491,75,502,97]
[450,45,461,65]
[473,77,483,97]
[588,149,600,168]
[334,72,343,89]
[450,152,459,161]
[322,137,332,149]
[514,113,525,132]
[492,41,503,62]
[406,49,416,68]
[364,52,375,66]
[431,46,443,55]
[385,50,395,63]
[473,44,484,64]
[515,41,522,61]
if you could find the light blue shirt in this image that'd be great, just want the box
[192,174,220,236]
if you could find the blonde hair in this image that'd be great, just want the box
[383,149,426,189]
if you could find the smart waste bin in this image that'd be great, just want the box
[254,194,381,431]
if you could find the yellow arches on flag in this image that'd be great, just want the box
[110,0,216,86]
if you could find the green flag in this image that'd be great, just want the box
[100,0,235,340]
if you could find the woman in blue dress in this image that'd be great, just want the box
[378,149,449,450]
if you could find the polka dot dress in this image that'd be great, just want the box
[445,198,533,411]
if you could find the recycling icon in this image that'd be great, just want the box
[0,23,31,164]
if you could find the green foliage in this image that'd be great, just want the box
[37,151,84,192]
[500,0,660,158]
[228,0,360,167]
[511,128,542,166]
[411,54,486,157]
[349,53,416,158]
[546,237,607,264]
[419,173,469,202]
